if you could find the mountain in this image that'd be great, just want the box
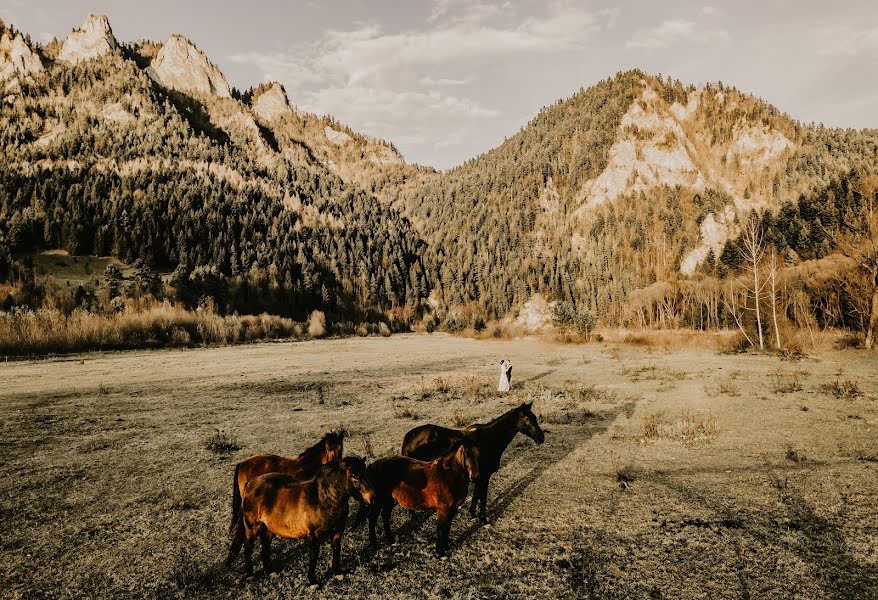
[0,15,430,321]
[396,71,878,326]
[1,14,876,337]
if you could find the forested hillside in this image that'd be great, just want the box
[0,16,430,324]
[393,71,878,346]
[2,14,877,353]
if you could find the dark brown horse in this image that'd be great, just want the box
[402,402,544,524]
[229,431,344,535]
[367,441,479,556]
[227,456,375,584]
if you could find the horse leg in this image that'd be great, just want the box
[307,538,320,585]
[469,477,481,519]
[478,474,492,524]
[243,535,255,577]
[330,531,344,575]
[259,527,272,574]
[226,518,245,566]
[382,502,396,545]
[368,502,380,548]
[435,507,456,557]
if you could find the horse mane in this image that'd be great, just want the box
[471,404,521,430]
[297,432,335,460]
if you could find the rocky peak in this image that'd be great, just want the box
[251,82,294,122]
[59,14,117,64]
[146,34,230,98]
[0,28,44,81]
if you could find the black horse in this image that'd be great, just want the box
[401,402,544,524]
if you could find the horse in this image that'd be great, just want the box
[401,401,544,524]
[227,456,375,584]
[366,441,479,556]
[228,431,344,537]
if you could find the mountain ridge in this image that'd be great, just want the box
[1,14,877,337]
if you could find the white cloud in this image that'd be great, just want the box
[230,2,614,162]
[815,25,878,57]
[420,76,470,87]
[627,17,730,49]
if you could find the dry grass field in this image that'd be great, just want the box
[1,334,877,599]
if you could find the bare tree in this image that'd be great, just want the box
[767,248,782,349]
[723,279,755,347]
[740,213,766,350]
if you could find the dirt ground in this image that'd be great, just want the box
[1,334,877,599]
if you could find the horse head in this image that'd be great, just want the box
[516,401,545,444]
[454,439,481,480]
[322,429,345,464]
[340,455,375,504]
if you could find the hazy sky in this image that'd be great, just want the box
[3,1,877,169]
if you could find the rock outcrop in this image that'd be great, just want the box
[0,29,43,81]
[324,125,352,146]
[59,14,117,64]
[251,82,293,122]
[146,35,230,98]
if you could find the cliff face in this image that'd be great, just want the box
[58,14,117,65]
[146,35,231,98]
[0,30,44,82]
[251,82,294,122]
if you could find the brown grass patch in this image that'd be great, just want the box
[394,405,420,420]
[820,378,863,399]
[434,376,451,394]
[203,429,240,455]
[640,410,718,445]
[771,370,804,394]
[0,302,301,357]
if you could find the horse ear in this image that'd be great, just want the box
[524,401,533,409]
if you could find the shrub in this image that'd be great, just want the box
[552,302,596,338]
[203,429,240,454]
[307,310,326,338]
[443,312,468,332]
[0,302,298,356]
[820,379,863,399]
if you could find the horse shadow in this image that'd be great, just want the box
[453,399,638,550]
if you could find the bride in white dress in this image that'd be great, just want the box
[498,359,512,393]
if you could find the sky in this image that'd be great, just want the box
[2,0,877,169]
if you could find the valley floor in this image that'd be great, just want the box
[1,335,876,598]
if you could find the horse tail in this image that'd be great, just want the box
[229,463,242,535]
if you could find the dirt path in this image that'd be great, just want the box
[1,334,876,598]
